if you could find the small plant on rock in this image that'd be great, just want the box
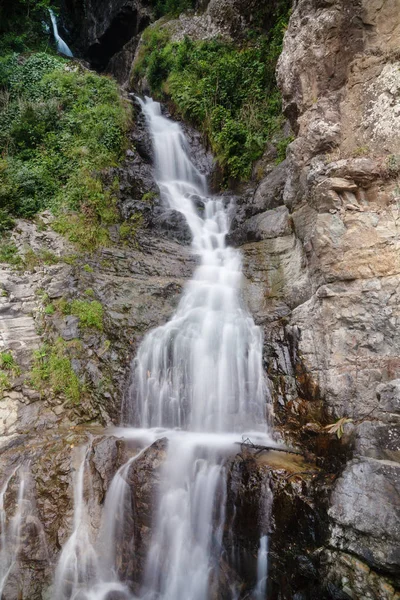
[324,417,353,440]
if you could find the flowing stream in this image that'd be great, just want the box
[53,97,272,599]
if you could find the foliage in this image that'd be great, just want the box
[134,3,291,180]
[154,0,195,18]
[0,239,22,265]
[0,351,19,375]
[0,372,11,396]
[30,338,81,403]
[324,417,353,440]
[275,135,294,164]
[59,299,104,330]
[0,350,20,397]
[0,53,130,240]
[0,0,53,55]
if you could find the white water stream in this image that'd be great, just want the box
[54,97,272,599]
[49,9,73,57]
[0,466,27,596]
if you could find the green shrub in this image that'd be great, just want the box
[30,338,81,404]
[134,3,291,180]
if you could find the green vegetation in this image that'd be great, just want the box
[0,239,22,265]
[275,135,294,164]
[0,351,17,370]
[0,350,20,396]
[44,303,55,315]
[154,0,195,18]
[142,191,158,203]
[31,338,81,403]
[69,300,104,330]
[0,372,10,396]
[134,2,291,180]
[0,51,130,244]
[0,0,53,55]
[57,298,104,330]
[119,213,144,242]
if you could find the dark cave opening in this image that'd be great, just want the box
[86,6,147,71]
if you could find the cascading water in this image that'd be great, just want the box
[125,99,267,433]
[49,9,73,57]
[128,97,271,600]
[0,466,27,596]
[54,97,273,600]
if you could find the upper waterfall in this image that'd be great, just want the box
[49,9,73,57]
[126,97,268,434]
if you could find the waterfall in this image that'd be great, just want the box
[129,97,271,600]
[125,98,267,433]
[255,536,269,600]
[53,446,100,600]
[49,9,73,57]
[53,97,272,599]
[0,466,27,596]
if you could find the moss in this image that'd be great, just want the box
[30,338,81,404]
[119,214,144,242]
[83,264,94,273]
[142,191,158,203]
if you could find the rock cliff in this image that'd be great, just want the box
[235,0,400,596]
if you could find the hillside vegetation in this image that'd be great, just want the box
[0,0,130,246]
[134,2,291,180]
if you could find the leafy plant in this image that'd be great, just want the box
[0,351,17,371]
[324,417,353,440]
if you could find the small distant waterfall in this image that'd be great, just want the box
[49,9,73,57]
[53,97,272,599]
